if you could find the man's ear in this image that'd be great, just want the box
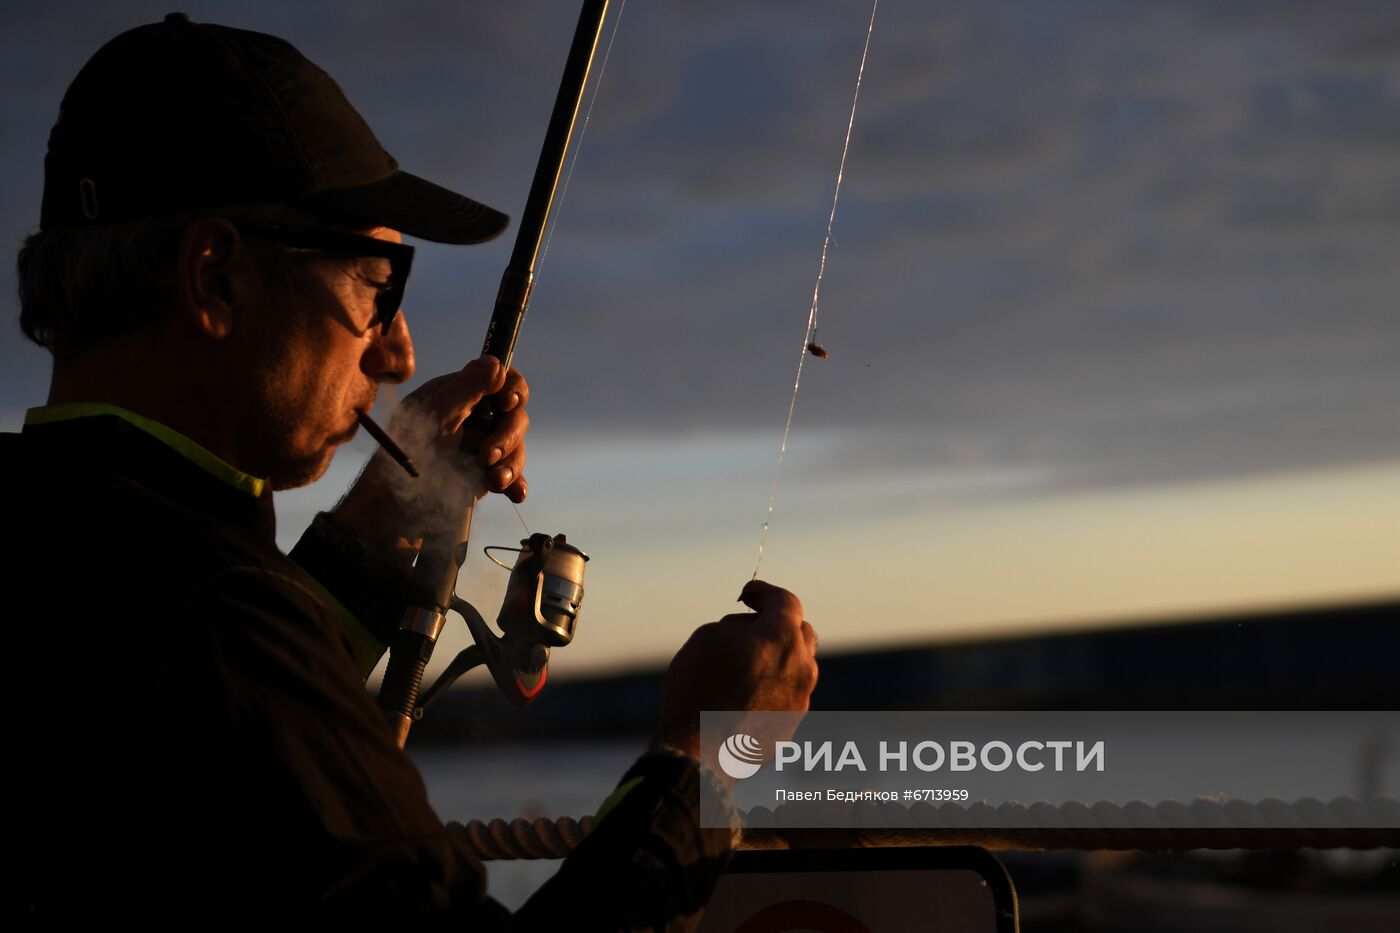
[174,217,250,340]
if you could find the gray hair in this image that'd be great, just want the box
[16,202,360,360]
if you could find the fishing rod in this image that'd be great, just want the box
[377,0,609,748]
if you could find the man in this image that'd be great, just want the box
[4,14,817,927]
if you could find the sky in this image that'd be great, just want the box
[4,1,1400,678]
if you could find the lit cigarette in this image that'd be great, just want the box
[355,410,420,479]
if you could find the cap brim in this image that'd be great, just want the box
[309,170,509,245]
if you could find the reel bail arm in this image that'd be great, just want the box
[414,533,589,717]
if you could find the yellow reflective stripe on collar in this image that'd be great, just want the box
[588,776,646,835]
[25,403,267,498]
[303,577,387,680]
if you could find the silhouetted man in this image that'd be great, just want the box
[4,14,816,927]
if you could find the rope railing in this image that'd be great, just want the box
[449,796,1400,860]
[450,815,594,860]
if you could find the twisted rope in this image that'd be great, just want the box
[448,815,593,860]
[450,796,1400,860]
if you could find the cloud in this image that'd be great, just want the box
[4,0,1400,501]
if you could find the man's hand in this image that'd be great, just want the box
[405,354,529,502]
[330,355,529,564]
[654,580,818,762]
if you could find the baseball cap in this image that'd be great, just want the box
[40,12,508,244]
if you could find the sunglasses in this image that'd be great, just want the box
[237,223,415,335]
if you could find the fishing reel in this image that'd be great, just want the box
[413,532,589,718]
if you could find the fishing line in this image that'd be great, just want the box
[753,0,878,580]
[534,0,627,278]
[511,500,532,536]
[503,0,626,538]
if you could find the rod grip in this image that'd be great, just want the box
[379,629,432,747]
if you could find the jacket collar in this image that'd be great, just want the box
[21,404,276,541]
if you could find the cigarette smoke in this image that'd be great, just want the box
[372,394,489,545]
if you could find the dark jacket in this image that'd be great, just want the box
[2,408,732,928]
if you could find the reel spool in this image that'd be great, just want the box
[414,533,589,717]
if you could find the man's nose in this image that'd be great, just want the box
[365,310,415,384]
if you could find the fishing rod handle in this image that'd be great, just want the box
[378,490,477,746]
[379,624,434,748]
